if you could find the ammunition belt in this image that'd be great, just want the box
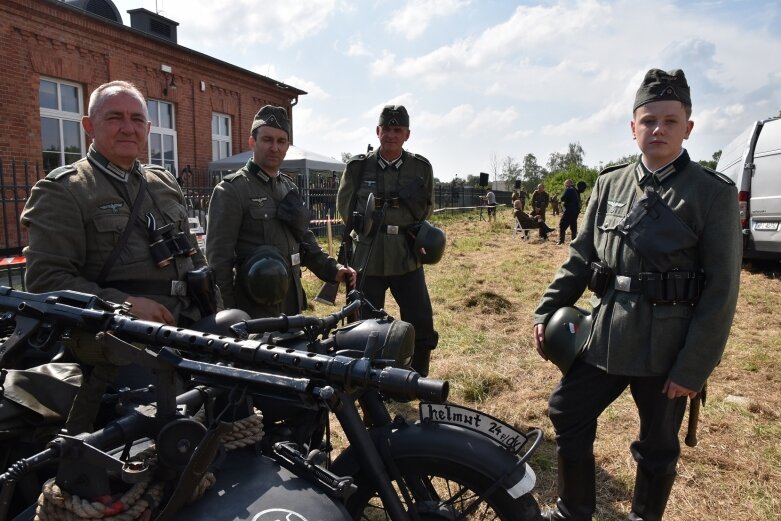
[614,270,705,305]
[110,279,188,297]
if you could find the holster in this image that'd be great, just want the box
[588,261,613,298]
[187,266,218,317]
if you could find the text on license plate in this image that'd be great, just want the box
[420,402,529,454]
[754,222,779,231]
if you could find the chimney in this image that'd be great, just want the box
[128,8,179,44]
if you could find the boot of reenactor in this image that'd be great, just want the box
[625,467,676,521]
[542,455,596,521]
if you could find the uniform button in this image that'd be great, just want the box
[264,214,268,218]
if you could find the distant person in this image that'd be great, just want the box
[550,194,560,216]
[481,189,497,222]
[518,187,528,211]
[531,183,550,221]
[206,105,355,318]
[557,180,580,245]
[336,105,439,376]
[532,68,741,521]
[514,199,555,240]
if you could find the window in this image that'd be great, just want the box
[39,78,85,173]
[212,113,232,161]
[147,99,178,173]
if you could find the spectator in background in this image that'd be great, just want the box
[532,183,550,221]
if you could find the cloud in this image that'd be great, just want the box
[346,37,371,57]
[283,76,330,99]
[390,0,471,40]
[161,0,339,48]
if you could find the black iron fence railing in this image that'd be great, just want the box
[2,157,512,288]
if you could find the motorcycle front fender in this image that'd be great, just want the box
[331,421,537,499]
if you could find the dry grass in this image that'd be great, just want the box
[303,207,781,521]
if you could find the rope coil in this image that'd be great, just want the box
[34,409,264,520]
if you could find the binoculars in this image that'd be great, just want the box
[146,213,196,268]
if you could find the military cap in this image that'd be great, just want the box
[378,105,409,127]
[251,105,291,136]
[633,69,691,111]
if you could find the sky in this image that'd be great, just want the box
[109,0,781,182]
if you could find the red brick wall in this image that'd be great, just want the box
[0,0,303,248]
[0,0,301,179]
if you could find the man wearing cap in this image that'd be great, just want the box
[336,105,438,376]
[206,105,355,318]
[557,179,580,245]
[531,69,741,520]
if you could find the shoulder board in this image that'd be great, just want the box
[702,166,734,185]
[408,152,431,166]
[142,163,177,183]
[45,164,77,181]
[278,171,295,183]
[223,171,245,182]
[598,162,629,176]
[143,163,167,172]
[347,154,367,164]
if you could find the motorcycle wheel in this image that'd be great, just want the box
[346,455,541,520]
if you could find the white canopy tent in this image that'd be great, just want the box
[207,145,345,177]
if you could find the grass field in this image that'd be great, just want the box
[303,207,781,521]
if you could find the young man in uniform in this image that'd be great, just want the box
[206,105,355,318]
[336,105,438,376]
[532,69,741,520]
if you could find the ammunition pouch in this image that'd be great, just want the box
[589,261,705,305]
[615,186,697,271]
[277,189,311,241]
[187,266,219,317]
[588,261,614,298]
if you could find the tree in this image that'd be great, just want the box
[697,150,722,170]
[522,153,545,191]
[488,152,500,186]
[500,156,522,191]
[547,142,585,173]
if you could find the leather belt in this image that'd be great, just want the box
[380,224,409,235]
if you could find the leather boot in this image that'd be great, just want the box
[542,455,596,521]
[411,348,431,377]
[626,467,676,521]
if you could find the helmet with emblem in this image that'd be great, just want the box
[237,246,289,306]
[410,220,446,265]
[543,307,592,374]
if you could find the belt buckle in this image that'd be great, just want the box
[291,252,301,266]
[386,225,399,235]
[615,275,632,292]
[170,280,187,297]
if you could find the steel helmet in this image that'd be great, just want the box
[411,220,446,265]
[543,307,592,374]
[237,246,289,306]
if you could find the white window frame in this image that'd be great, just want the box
[39,77,86,172]
[212,113,232,161]
[147,99,178,173]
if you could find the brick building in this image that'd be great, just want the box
[0,0,306,250]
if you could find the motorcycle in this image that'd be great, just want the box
[0,286,543,520]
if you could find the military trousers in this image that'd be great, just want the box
[359,268,438,351]
[549,359,687,477]
[559,211,578,242]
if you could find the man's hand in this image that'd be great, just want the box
[533,323,548,361]
[335,266,357,289]
[126,296,175,325]
[662,378,697,399]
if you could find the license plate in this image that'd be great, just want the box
[754,222,779,231]
[419,402,530,454]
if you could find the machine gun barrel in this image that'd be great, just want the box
[0,287,448,404]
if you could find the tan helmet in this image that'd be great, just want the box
[237,246,289,306]
[543,307,592,374]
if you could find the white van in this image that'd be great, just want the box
[716,116,781,261]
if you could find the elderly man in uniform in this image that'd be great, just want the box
[532,69,741,521]
[21,80,211,431]
[336,105,438,376]
[206,105,355,318]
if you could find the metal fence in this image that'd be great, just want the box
[1,157,511,288]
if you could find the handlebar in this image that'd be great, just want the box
[230,299,362,338]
